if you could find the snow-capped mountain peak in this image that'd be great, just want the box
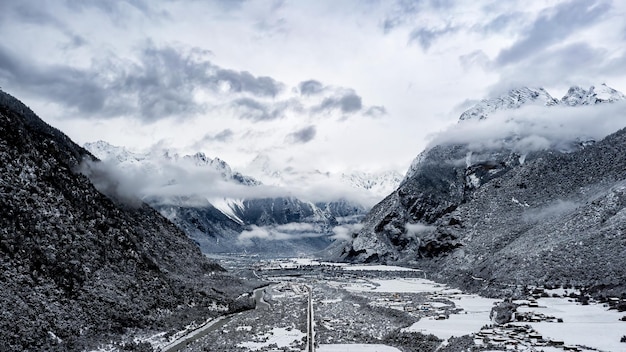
[561,83,626,106]
[459,87,558,121]
[83,141,260,186]
[340,170,403,198]
[84,140,147,164]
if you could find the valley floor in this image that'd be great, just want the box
[142,257,626,352]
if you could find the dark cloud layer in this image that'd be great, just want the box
[286,125,316,144]
[496,0,611,66]
[214,69,283,97]
[299,80,325,95]
[316,91,363,114]
[0,41,284,122]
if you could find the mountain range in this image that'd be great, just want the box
[83,141,402,255]
[334,84,626,297]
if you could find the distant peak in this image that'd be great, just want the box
[85,140,114,148]
[561,83,625,106]
[459,87,558,121]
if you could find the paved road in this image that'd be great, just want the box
[305,285,315,352]
[161,285,272,351]
[160,315,232,352]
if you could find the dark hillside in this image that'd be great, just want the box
[0,90,253,351]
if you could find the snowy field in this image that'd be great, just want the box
[402,295,497,339]
[342,264,420,272]
[237,327,306,351]
[514,298,626,352]
[318,344,402,352]
[337,277,459,294]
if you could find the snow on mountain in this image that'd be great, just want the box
[84,140,260,186]
[340,170,403,199]
[404,84,626,183]
[85,139,148,164]
[84,141,401,255]
[561,83,626,106]
[459,84,625,122]
[245,154,403,201]
[458,87,559,121]
[336,83,626,298]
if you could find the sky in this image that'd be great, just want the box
[1,0,626,179]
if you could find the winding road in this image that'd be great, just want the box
[160,285,272,351]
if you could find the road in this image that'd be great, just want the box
[305,284,315,352]
[160,285,272,351]
[253,286,271,310]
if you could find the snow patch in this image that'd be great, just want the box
[237,327,306,351]
[318,344,402,352]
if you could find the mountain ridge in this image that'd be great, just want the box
[84,141,400,255]
[335,84,626,297]
[0,90,255,350]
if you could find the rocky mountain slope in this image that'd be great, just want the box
[84,141,396,255]
[336,84,626,297]
[0,90,255,351]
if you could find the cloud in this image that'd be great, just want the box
[79,154,290,206]
[492,42,609,90]
[405,222,435,235]
[0,45,107,114]
[213,68,283,97]
[237,223,325,245]
[78,158,144,207]
[286,125,316,144]
[315,90,362,114]
[331,223,363,241]
[364,106,387,118]
[382,0,455,33]
[0,41,285,122]
[65,0,166,21]
[6,2,87,48]
[193,129,234,149]
[478,12,524,33]
[495,0,611,66]
[409,25,458,50]
[299,80,325,96]
[523,200,580,223]
[428,100,626,155]
[459,50,490,71]
[209,129,234,142]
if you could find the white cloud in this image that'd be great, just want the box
[404,222,435,236]
[427,101,626,155]
[237,224,326,245]
[331,223,364,241]
[2,0,626,185]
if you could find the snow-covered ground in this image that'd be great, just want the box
[237,327,306,351]
[514,298,626,352]
[337,277,458,294]
[342,265,420,272]
[318,344,402,352]
[403,295,497,339]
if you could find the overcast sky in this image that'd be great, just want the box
[1,0,626,177]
